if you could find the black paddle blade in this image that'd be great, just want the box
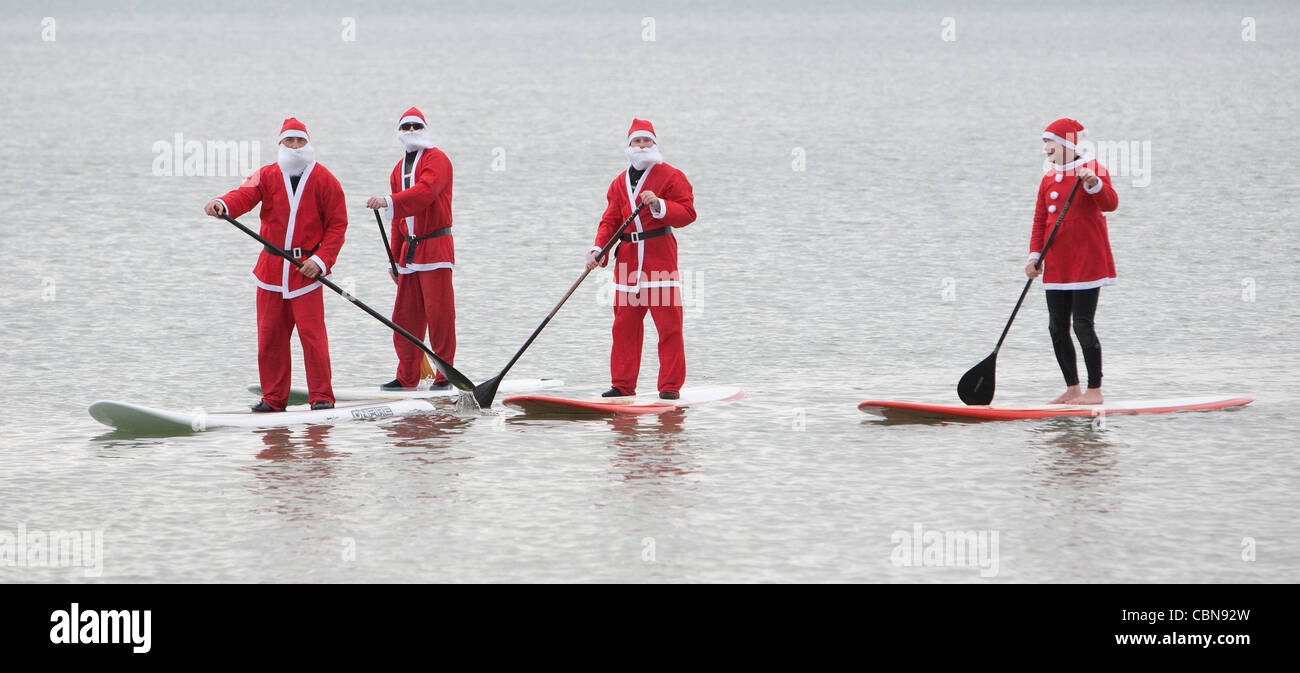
[957,352,997,405]
[472,375,502,410]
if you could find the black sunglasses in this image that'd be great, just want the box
[399,123,424,131]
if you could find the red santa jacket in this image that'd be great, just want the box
[591,162,696,293]
[384,148,454,273]
[1029,157,1118,290]
[216,162,348,298]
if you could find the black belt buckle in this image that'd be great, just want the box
[292,247,303,259]
[626,231,642,244]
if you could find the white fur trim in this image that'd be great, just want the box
[398,115,426,129]
[283,279,324,298]
[384,195,394,221]
[628,130,657,143]
[399,262,455,273]
[214,198,230,216]
[624,165,654,289]
[251,273,283,293]
[650,198,667,219]
[613,280,681,293]
[1028,252,1042,262]
[1042,131,1079,151]
[1053,155,1094,172]
[1042,277,1116,291]
[1083,177,1104,194]
[249,271,326,297]
[279,129,309,142]
[308,254,327,277]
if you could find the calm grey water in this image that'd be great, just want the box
[1,0,1297,582]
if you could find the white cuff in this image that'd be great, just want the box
[650,199,667,219]
[214,198,230,216]
[1028,252,1041,262]
[384,195,395,221]
[308,254,328,276]
[1083,178,1103,195]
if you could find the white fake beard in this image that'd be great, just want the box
[277,143,315,176]
[625,145,663,171]
[398,129,436,152]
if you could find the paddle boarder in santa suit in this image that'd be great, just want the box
[365,107,457,392]
[585,119,696,400]
[204,118,348,412]
[1027,118,1118,405]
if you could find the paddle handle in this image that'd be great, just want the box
[992,177,1084,353]
[373,208,400,277]
[489,201,647,383]
[218,213,474,391]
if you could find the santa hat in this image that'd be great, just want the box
[627,118,657,144]
[398,107,427,129]
[278,117,309,142]
[1042,118,1085,151]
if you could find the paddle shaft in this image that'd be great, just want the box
[990,177,1084,354]
[486,202,647,386]
[218,213,474,391]
[373,208,399,277]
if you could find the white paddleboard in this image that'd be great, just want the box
[247,378,564,404]
[89,399,437,434]
[503,386,746,415]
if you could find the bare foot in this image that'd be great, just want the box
[1066,388,1104,405]
[1049,385,1082,404]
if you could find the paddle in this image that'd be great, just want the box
[957,176,1084,405]
[472,201,648,408]
[373,208,437,381]
[218,212,476,392]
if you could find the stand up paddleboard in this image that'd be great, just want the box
[504,386,746,416]
[858,396,1253,421]
[247,377,563,405]
[89,399,438,434]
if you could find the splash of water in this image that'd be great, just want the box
[452,391,486,416]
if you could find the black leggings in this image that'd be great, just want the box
[1045,288,1102,389]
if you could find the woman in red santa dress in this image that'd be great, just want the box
[365,107,458,391]
[204,118,348,411]
[585,119,696,400]
[1025,118,1118,405]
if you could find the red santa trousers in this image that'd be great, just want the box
[611,286,685,395]
[256,287,334,408]
[392,269,457,386]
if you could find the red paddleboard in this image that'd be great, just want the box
[858,396,1253,421]
[504,386,745,416]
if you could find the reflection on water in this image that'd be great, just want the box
[604,412,698,487]
[382,412,473,454]
[1023,417,1127,513]
[244,425,340,519]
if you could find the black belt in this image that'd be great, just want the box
[618,227,672,244]
[404,227,452,264]
[267,241,320,260]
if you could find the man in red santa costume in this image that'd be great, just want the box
[204,118,348,411]
[585,119,696,399]
[1025,118,1118,405]
[366,107,457,391]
